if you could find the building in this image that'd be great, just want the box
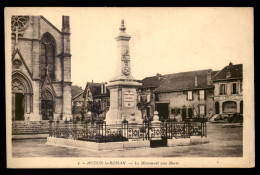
[137,73,163,119]
[211,62,243,116]
[82,82,110,121]
[139,70,217,121]
[11,15,72,122]
[72,91,84,121]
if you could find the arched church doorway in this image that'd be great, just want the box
[215,102,220,114]
[222,101,237,113]
[12,73,33,121]
[41,90,54,120]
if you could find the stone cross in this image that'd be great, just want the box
[14,26,23,50]
[121,48,130,66]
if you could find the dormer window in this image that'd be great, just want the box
[226,71,231,78]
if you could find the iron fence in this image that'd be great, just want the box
[49,118,207,142]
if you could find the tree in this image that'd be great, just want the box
[137,96,150,120]
[86,100,107,123]
[71,84,83,97]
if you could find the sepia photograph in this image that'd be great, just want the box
[5,7,254,168]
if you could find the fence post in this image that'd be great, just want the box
[49,117,53,137]
[201,120,203,138]
[205,120,207,138]
[122,119,128,139]
[73,119,78,140]
[56,119,60,138]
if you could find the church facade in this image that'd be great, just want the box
[11,16,72,122]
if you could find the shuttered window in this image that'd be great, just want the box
[187,91,193,100]
[199,90,205,100]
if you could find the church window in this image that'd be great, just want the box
[41,33,55,80]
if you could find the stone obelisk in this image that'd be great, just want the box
[105,20,142,125]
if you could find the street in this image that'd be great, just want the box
[12,122,243,157]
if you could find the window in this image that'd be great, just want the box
[199,105,205,116]
[41,33,55,80]
[199,90,205,100]
[172,108,180,115]
[155,94,159,101]
[137,95,141,102]
[240,81,243,92]
[146,93,151,103]
[187,91,193,100]
[219,84,226,95]
[232,83,237,94]
[106,99,110,107]
[171,109,175,114]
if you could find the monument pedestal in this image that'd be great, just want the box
[105,80,142,125]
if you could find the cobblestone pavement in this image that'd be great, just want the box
[12,123,242,157]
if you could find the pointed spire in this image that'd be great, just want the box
[119,19,126,32]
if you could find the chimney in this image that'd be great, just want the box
[104,83,107,94]
[62,16,70,33]
[207,70,212,86]
[101,82,103,94]
[195,75,198,87]
[226,62,232,78]
[156,73,162,80]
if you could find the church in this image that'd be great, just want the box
[11,15,72,123]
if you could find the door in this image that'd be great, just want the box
[181,108,187,120]
[156,103,169,120]
[240,101,243,114]
[188,108,193,118]
[15,93,24,120]
[215,102,220,114]
[41,100,53,120]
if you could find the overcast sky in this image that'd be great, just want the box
[15,7,253,88]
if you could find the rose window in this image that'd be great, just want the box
[11,16,29,31]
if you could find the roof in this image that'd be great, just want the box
[84,82,109,97]
[211,70,220,78]
[72,91,84,100]
[140,75,162,88]
[40,16,62,34]
[212,63,242,81]
[153,69,214,93]
[88,82,102,96]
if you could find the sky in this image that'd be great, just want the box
[14,7,253,88]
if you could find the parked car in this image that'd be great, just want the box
[214,114,224,121]
[227,113,243,123]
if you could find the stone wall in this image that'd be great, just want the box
[12,121,49,135]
